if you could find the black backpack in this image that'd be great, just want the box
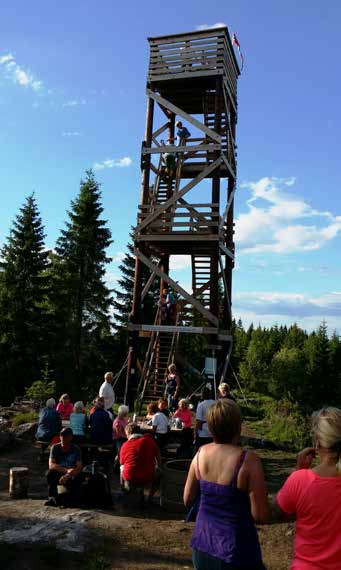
[80,469,112,509]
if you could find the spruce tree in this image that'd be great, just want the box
[0,194,48,402]
[49,170,113,394]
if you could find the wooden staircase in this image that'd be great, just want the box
[192,255,211,309]
[137,309,181,408]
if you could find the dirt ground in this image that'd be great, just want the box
[0,440,295,570]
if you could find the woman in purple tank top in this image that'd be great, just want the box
[184,399,268,570]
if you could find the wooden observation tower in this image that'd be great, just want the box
[126,27,240,406]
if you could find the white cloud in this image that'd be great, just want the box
[62,131,82,137]
[62,99,86,108]
[235,177,341,254]
[0,52,43,92]
[196,23,226,31]
[234,290,341,319]
[112,252,125,263]
[93,157,133,170]
[169,255,192,271]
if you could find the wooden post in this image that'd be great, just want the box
[210,79,222,321]
[127,94,156,404]
[9,467,29,498]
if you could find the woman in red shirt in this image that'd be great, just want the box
[174,399,193,453]
[275,407,341,570]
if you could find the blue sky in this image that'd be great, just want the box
[1,0,341,332]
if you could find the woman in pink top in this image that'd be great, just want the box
[275,407,341,570]
[174,399,192,428]
[56,393,74,420]
[113,405,129,456]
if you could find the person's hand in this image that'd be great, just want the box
[296,447,316,470]
[59,474,69,485]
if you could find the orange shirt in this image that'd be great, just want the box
[277,469,341,569]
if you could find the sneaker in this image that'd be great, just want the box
[44,497,58,507]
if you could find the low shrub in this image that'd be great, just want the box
[12,411,39,427]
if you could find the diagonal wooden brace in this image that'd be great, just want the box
[135,249,219,327]
[135,157,222,234]
[146,89,221,144]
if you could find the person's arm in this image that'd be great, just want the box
[174,375,180,398]
[272,448,314,522]
[151,415,157,433]
[246,452,269,523]
[49,458,68,474]
[183,456,199,507]
[195,404,204,437]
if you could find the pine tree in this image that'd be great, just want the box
[113,233,135,330]
[0,194,48,402]
[49,170,114,394]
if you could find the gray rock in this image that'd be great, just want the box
[12,422,37,440]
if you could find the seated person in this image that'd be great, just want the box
[146,402,156,420]
[120,423,161,499]
[174,398,192,428]
[218,382,236,402]
[45,427,83,507]
[69,401,88,444]
[149,402,169,451]
[36,398,62,442]
[174,399,194,455]
[158,398,170,417]
[89,397,113,445]
[56,393,74,420]
[113,404,129,454]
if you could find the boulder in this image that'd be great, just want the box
[12,422,38,440]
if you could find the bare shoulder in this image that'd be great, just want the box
[243,450,263,471]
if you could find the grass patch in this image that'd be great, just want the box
[12,411,38,427]
[239,394,309,450]
[86,551,111,570]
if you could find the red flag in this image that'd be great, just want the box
[232,33,244,71]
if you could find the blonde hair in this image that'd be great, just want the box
[59,393,70,402]
[312,407,341,472]
[218,383,230,396]
[118,405,129,419]
[168,364,177,374]
[179,398,188,409]
[73,401,84,413]
[104,371,113,381]
[207,399,242,444]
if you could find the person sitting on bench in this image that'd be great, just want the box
[36,398,62,443]
[120,423,161,499]
[89,397,113,445]
[45,427,83,507]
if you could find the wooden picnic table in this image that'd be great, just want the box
[138,420,184,433]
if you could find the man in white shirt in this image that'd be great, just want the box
[99,371,115,417]
[195,387,215,450]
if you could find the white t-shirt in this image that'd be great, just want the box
[99,380,115,410]
[196,399,215,438]
[152,412,169,434]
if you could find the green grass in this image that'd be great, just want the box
[11,411,38,427]
[239,393,309,450]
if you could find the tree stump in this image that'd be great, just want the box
[9,467,29,498]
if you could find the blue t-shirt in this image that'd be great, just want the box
[176,127,190,145]
[69,412,86,436]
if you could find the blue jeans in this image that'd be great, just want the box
[192,549,266,570]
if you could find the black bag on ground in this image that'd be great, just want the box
[80,465,112,509]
